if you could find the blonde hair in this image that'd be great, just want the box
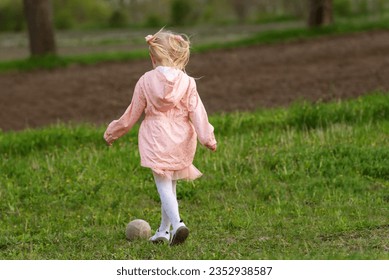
[145,28,190,71]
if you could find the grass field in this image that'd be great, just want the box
[0,92,388,260]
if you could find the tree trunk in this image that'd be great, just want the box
[231,0,250,23]
[23,0,56,56]
[308,0,333,27]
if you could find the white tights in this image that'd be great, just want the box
[153,172,182,232]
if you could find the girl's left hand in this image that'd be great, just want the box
[103,132,113,146]
[104,138,112,147]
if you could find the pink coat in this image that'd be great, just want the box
[104,66,216,180]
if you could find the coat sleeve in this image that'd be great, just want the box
[104,80,146,145]
[188,81,217,149]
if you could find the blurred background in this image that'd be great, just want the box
[2,0,388,30]
[0,0,388,131]
[0,0,388,60]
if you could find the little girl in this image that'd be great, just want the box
[104,28,217,246]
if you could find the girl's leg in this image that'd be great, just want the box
[172,180,177,197]
[159,179,177,232]
[159,208,171,233]
[153,173,181,230]
[152,173,189,245]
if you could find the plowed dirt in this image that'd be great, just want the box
[1,30,388,131]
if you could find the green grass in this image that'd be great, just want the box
[195,18,389,52]
[1,18,388,73]
[0,92,388,259]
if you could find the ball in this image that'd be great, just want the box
[125,219,151,241]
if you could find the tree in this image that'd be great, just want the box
[308,0,333,27]
[23,0,56,56]
[171,0,192,26]
[231,0,250,23]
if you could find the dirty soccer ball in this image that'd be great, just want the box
[125,219,151,241]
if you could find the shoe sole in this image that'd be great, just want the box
[150,237,169,244]
[170,226,189,246]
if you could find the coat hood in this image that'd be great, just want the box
[143,67,191,112]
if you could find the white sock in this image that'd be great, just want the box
[159,207,170,233]
[172,180,177,197]
[153,173,181,231]
[158,180,178,232]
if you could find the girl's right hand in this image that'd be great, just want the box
[206,143,217,152]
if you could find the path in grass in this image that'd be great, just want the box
[0,23,304,61]
[0,30,389,131]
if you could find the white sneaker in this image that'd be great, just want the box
[170,221,189,246]
[149,229,170,244]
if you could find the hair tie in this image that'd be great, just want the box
[145,35,154,44]
[173,35,184,42]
